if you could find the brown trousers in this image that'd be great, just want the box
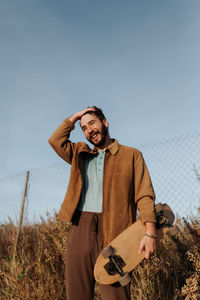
[65,211,131,300]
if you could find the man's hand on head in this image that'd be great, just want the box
[69,107,96,124]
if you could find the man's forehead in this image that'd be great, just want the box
[80,113,99,127]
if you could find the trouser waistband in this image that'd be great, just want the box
[72,210,102,232]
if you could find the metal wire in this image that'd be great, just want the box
[0,131,199,225]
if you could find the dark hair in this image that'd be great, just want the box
[82,106,106,122]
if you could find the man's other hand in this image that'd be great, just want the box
[138,235,156,260]
[138,221,156,259]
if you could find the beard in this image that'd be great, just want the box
[87,124,108,147]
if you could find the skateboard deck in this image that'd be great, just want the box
[94,203,175,286]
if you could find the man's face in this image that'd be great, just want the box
[80,113,109,147]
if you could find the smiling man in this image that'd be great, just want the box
[48,106,156,300]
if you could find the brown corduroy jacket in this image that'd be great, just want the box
[48,119,156,247]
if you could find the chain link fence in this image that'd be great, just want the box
[139,132,200,219]
[0,131,200,225]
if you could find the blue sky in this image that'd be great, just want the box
[0,0,200,178]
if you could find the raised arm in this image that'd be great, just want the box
[48,107,93,164]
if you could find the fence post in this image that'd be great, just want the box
[11,170,30,270]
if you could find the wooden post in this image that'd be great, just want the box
[11,171,30,270]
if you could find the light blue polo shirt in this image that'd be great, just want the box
[77,150,105,212]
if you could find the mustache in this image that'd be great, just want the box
[89,130,99,138]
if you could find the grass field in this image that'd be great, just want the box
[0,209,199,299]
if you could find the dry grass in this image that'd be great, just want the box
[0,215,68,299]
[0,212,199,299]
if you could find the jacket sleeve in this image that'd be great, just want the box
[134,152,156,224]
[48,119,76,164]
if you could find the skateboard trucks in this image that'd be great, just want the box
[101,245,131,286]
[155,203,179,235]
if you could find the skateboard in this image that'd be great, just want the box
[94,203,177,286]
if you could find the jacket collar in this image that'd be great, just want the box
[92,139,120,156]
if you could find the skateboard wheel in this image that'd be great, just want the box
[155,203,163,213]
[101,246,114,258]
[167,225,180,236]
[119,273,131,286]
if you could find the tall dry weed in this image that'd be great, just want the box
[130,215,200,300]
[0,214,69,299]
[180,218,200,299]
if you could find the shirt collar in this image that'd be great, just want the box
[92,139,120,156]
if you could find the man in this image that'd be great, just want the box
[48,106,157,300]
